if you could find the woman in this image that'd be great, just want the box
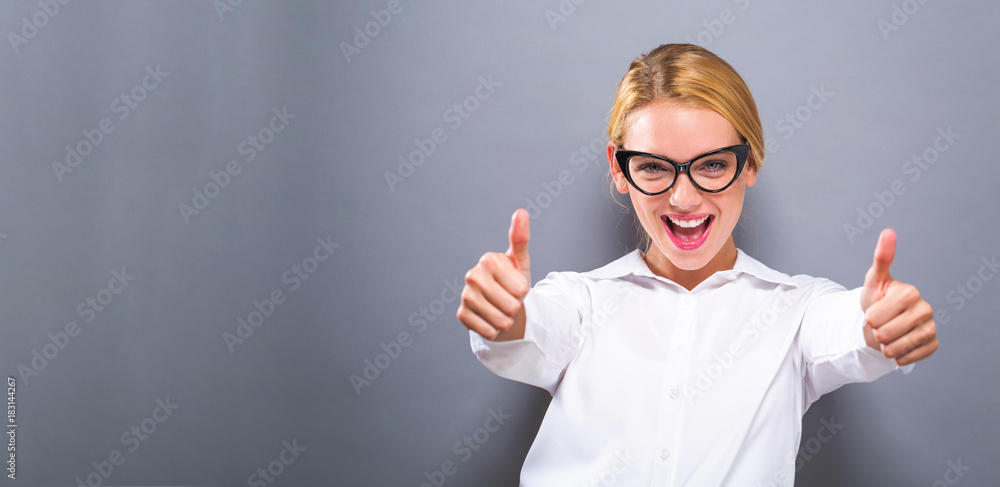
[457,44,937,485]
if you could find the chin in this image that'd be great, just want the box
[656,243,716,271]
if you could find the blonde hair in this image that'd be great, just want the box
[607,44,763,250]
[608,43,764,170]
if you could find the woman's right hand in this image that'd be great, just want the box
[457,209,531,341]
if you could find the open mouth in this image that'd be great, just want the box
[662,214,713,250]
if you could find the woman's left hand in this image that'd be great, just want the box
[860,228,939,366]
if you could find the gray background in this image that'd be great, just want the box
[1,1,997,486]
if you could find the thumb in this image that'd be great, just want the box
[506,208,531,274]
[864,228,896,296]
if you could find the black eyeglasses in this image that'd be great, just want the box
[614,144,750,195]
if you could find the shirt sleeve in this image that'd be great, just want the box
[468,271,592,395]
[798,285,914,408]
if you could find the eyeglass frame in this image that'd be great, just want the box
[613,144,751,196]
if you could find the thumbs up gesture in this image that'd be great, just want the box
[457,209,531,341]
[860,229,939,365]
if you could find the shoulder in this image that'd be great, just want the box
[539,250,643,284]
[527,251,641,300]
[736,249,846,296]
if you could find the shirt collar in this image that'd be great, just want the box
[583,249,795,286]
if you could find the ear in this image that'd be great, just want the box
[607,141,629,194]
[744,154,758,188]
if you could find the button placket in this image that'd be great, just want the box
[652,294,695,481]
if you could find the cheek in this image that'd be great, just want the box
[629,193,656,215]
[715,191,747,225]
[628,195,666,233]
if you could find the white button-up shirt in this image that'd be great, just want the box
[470,249,912,486]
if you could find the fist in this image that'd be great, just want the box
[457,209,531,341]
[860,229,939,366]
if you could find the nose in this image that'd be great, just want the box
[668,172,702,210]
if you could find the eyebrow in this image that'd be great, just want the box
[619,144,740,160]
[619,137,747,157]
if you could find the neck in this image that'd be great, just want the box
[643,237,738,291]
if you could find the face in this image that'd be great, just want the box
[607,99,756,281]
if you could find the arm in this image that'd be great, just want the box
[467,277,589,394]
[799,286,910,407]
[457,209,587,393]
[798,229,937,407]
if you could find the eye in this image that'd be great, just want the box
[638,162,668,173]
[695,159,729,175]
[629,156,674,177]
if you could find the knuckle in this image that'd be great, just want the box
[512,277,530,298]
[918,301,934,319]
[865,311,880,328]
[479,252,501,269]
[464,269,482,288]
[465,269,487,289]
[919,326,936,344]
[503,300,521,317]
[901,284,920,303]
[456,308,472,328]
[496,316,514,331]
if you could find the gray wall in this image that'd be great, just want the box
[1,1,997,486]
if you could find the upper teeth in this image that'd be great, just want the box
[669,216,709,228]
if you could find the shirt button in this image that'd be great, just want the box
[660,449,671,461]
[669,388,680,400]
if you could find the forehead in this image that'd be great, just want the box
[624,99,740,160]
